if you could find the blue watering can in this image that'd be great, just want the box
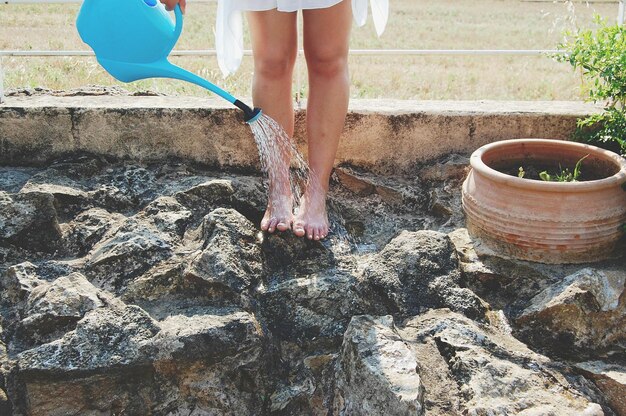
[76,0,262,123]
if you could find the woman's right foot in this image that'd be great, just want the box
[260,182,294,233]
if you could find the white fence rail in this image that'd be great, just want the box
[0,0,624,103]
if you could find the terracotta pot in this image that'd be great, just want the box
[462,139,626,264]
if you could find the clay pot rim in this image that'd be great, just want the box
[470,138,626,192]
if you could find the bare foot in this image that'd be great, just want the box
[261,181,294,233]
[293,184,329,240]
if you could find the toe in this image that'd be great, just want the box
[276,219,291,232]
[313,227,320,241]
[293,221,306,237]
[268,218,278,233]
[306,226,314,240]
[260,216,270,231]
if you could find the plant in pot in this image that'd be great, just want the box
[462,138,626,264]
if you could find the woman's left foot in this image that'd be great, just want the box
[293,184,329,240]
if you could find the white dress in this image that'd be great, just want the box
[216,0,389,77]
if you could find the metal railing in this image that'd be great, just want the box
[0,0,624,103]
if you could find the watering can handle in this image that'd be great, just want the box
[173,4,184,45]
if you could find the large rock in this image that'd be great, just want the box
[10,306,271,416]
[137,196,193,240]
[515,267,626,355]
[14,272,123,350]
[0,191,62,253]
[184,208,263,303]
[174,176,267,226]
[361,230,488,320]
[61,207,125,257]
[20,178,91,221]
[334,315,425,416]
[260,271,367,350]
[399,309,605,416]
[84,218,173,293]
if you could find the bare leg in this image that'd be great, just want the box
[247,9,297,233]
[293,0,352,240]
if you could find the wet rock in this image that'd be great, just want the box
[261,231,335,273]
[261,272,367,350]
[61,207,125,257]
[575,361,626,416]
[84,218,173,293]
[400,309,605,416]
[0,191,62,253]
[362,230,488,320]
[184,208,263,301]
[334,315,425,416]
[515,267,626,354]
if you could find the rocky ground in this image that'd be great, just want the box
[0,152,624,415]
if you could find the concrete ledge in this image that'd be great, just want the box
[0,96,602,174]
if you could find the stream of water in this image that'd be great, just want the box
[248,114,325,216]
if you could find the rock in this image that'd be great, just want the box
[61,207,125,257]
[0,262,47,310]
[0,191,62,253]
[21,180,91,220]
[141,310,265,362]
[399,309,605,416]
[418,154,470,183]
[184,208,262,302]
[362,230,488,320]
[334,167,376,196]
[448,228,563,316]
[16,305,160,372]
[84,218,173,293]
[87,184,136,212]
[143,310,270,416]
[334,166,423,208]
[174,176,267,225]
[334,315,425,416]
[180,178,235,205]
[575,361,626,416]
[138,196,193,240]
[260,272,367,350]
[11,307,271,416]
[15,272,123,350]
[0,167,35,193]
[261,231,335,273]
[516,267,626,354]
[269,378,316,414]
[303,353,338,414]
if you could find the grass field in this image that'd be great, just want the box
[0,0,620,100]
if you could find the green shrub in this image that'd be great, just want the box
[555,15,626,156]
